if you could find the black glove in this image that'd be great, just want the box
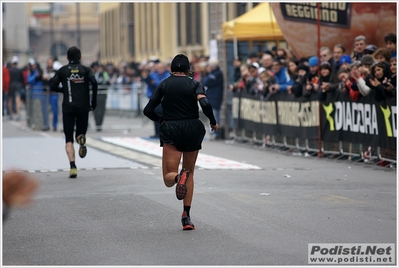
[91,102,97,111]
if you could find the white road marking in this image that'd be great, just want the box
[101,137,262,170]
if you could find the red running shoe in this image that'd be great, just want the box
[175,169,189,200]
[181,211,195,230]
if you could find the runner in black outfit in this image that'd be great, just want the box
[50,46,98,178]
[143,54,219,230]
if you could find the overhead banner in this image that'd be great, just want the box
[279,3,351,28]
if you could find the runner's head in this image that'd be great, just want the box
[171,54,190,74]
[67,46,82,62]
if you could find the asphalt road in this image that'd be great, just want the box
[2,113,396,266]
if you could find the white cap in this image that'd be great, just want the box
[28,58,36,65]
[53,61,63,71]
[250,62,260,69]
[11,56,19,63]
[208,58,219,67]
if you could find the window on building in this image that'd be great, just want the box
[127,3,135,56]
[236,3,246,16]
[50,42,68,58]
[52,3,66,15]
[177,3,182,46]
[187,3,202,46]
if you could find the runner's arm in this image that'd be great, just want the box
[198,95,216,126]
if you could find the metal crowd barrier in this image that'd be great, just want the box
[25,82,148,130]
[231,124,396,170]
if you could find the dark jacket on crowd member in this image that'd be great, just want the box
[318,62,340,101]
[203,65,224,110]
[366,61,395,102]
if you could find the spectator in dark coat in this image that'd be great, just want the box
[203,58,224,140]
[367,61,395,102]
[317,61,340,101]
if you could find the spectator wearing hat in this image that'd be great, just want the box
[339,54,353,71]
[246,62,261,95]
[269,59,295,95]
[363,44,378,55]
[373,48,392,63]
[350,55,375,97]
[307,56,320,92]
[353,35,368,61]
[384,33,397,58]
[203,58,224,140]
[317,61,339,101]
[291,64,314,98]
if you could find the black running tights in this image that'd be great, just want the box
[63,111,89,143]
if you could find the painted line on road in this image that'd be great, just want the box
[86,137,162,168]
[101,137,262,170]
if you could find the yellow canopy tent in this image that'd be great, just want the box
[222,3,283,41]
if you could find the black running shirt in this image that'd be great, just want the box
[149,75,206,121]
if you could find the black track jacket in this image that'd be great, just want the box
[50,60,98,113]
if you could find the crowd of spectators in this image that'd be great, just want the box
[229,33,397,104]
[3,32,396,134]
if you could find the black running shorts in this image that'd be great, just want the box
[160,119,206,152]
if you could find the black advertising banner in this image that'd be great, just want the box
[233,90,396,148]
[279,3,351,28]
[233,91,319,139]
[321,90,397,149]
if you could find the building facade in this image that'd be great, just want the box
[98,2,259,64]
[3,2,100,66]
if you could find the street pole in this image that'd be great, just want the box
[76,3,81,48]
[50,3,54,57]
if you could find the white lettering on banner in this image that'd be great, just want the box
[278,101,319,127]
[331,102,395,135]
[240,98,277,124]
[299,101,319,127]
[334,102,373,134]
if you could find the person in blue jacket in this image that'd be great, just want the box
[269,58,295,95]
[202,58,224,140]
[28,59,49,131]
[142,61,170,138]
